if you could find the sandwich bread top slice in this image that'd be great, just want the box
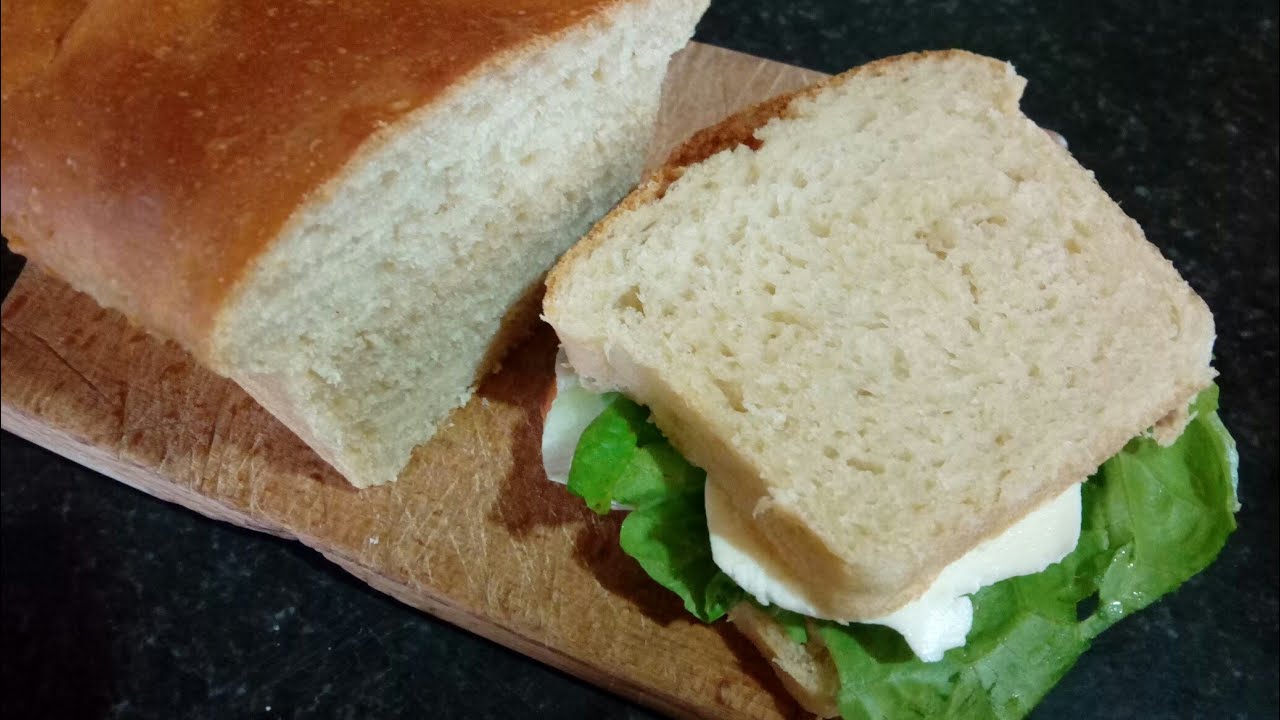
[543,50,1216,621]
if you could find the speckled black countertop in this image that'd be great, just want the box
[2,1,1276,718]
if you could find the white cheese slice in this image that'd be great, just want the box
[708,478,1081,661]
[863,483,1080,660]
[541,349,1083,662]
[542,347,616,486]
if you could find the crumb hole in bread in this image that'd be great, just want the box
[615,286,645,315]
[921,220,957,259]
[808,218,832,238]
[1092,337,1114,363]
[379,170,399,189]
[959,263,981,303]
[714,379,747,413]
[846,456,885,474]
[994,432,1010,446]
[784,253,808,270]
[765,309,812,329]
[892,348,910,380]
[763,282,777,296]
[823,446,839,460]
[1065,238,1083,254]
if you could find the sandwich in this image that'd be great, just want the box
[0,0,707,488]
[539,51,1239,718]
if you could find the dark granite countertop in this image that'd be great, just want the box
[2,1,1276,718]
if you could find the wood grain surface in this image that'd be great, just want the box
[0,43,826,719]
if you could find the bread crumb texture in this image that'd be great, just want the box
[216,0,706,487]
[545,50,1215,616]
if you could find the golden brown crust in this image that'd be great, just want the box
[2,0,626,358]
[0,0,91,100]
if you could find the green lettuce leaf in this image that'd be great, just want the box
[564,386,1238,719]
[567,394,745,621]
[819,384,1238,719]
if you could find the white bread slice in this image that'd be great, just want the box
[544,50,1215,618]
[729,602,840,718]
[1,0,707,488]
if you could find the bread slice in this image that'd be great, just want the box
[544,50,1215,618]
[729,602,840,718]
[0,0,707,488]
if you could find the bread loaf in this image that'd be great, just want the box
[1,0,708,487]
[544,50,1215,620]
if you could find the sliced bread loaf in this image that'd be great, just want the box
[544,50,1215,618]
[1,0,708,487]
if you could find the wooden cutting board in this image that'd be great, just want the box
[0,43,826,720]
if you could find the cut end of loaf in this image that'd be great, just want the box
[212,0,708,488]
[545,50,1216,616]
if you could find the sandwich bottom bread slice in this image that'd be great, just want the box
[539,51,1240,718]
